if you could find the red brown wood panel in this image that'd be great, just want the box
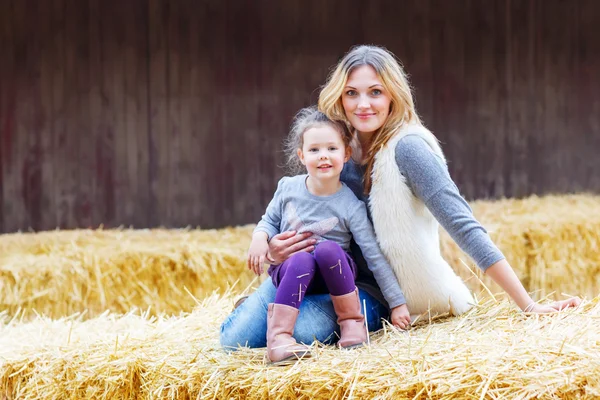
[469,0,508,199]
[103,0,149,228]
[429,0,472,195]
[504,0,533,198]
[148,0,170,228]
[532,0,571,194]
[88,0,110,227]
[9,0,34,231]
[0,0,599,233]
[69,1,93,228]
[0,0,12,233]
[51,0,78,229]
[36,0,58,231]
[126,0,151,228]
[578,0,600,191]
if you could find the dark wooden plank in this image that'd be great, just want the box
[504,0,534,198]
[464,0,508,199]
[96,0,117,228]
[88,0,107,228]
[50,0,78,229]
[36,0,59,231]
[426,0,472,195]
[124,0,151,228]
[148,0,171,227]
[577,0,600,192]
[23,0,53,232]
[66,0,94,228]
[0,0,13,233]
[189,1,213,227]
[6,0,32,231]
[176,0,209,227]
[166,0,186,227]
[22,0,45,231]
[217,1,261,227]
[99,0,147,228]
[530,0,574,195]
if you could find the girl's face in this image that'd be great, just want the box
[297,125,350,183]
[341,65,392,136]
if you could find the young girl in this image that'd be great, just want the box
[247,107,410,364]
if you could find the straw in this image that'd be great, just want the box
[0,226,257,321]
[0,292,597,399]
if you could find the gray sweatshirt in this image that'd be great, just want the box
[254,174,407,308]
[342,134,505,308]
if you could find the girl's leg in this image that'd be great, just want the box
[273,252,318,308]
[313,240,366,348]
[313,241,357,295]
[266,252,318,362]
[219,278,389,350]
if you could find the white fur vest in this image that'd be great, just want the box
[369,123,475,319]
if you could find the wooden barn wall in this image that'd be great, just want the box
[0,0,599,233]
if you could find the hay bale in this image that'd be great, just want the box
[1,193,598,321]
[0,291,598,399]
[0,227,256,320]
[443,194,600,301]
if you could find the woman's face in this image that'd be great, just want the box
[341,65,392,136]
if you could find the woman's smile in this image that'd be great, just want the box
[355,113,376,119]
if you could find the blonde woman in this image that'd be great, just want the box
[220,45,581,351]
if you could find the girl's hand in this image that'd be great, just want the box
[524,297,582,313]
[267,231,316,264]
[390,304,411,330]
[247,234,270,275]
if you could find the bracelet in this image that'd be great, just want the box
[523,302,536,313]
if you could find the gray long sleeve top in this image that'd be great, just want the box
[342,134,505,308]
[254,175,407,308]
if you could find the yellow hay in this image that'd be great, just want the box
[0,194,599,321]
[0,292,598,399]
[443,194,600,301]
[0,226,257,320]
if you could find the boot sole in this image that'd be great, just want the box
[340,342,365,350]
[268,350,311,366]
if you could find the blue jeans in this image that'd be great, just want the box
[220,279,389,350]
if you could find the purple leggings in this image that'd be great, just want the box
[267,241,357,309]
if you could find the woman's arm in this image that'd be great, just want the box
[348,201,411,329]
[395,135,581,312]
[486,259,580,312]
[348,202,407,309]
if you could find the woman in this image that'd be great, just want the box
[220,45,581,350]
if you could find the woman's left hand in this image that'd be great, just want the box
[390,304,411,330]
[525,296,582,313]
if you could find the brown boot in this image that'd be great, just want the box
[330,288,368,348]
[266,303,311,363]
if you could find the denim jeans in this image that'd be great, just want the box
[219,279,389,350]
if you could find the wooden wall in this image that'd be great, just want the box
[0,0,599,233]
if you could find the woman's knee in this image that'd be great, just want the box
[293,292,338,344]
[219,280,275,350]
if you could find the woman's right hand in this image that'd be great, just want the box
[267,231,317,264]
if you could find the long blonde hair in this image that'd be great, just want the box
[319,45,421,193]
